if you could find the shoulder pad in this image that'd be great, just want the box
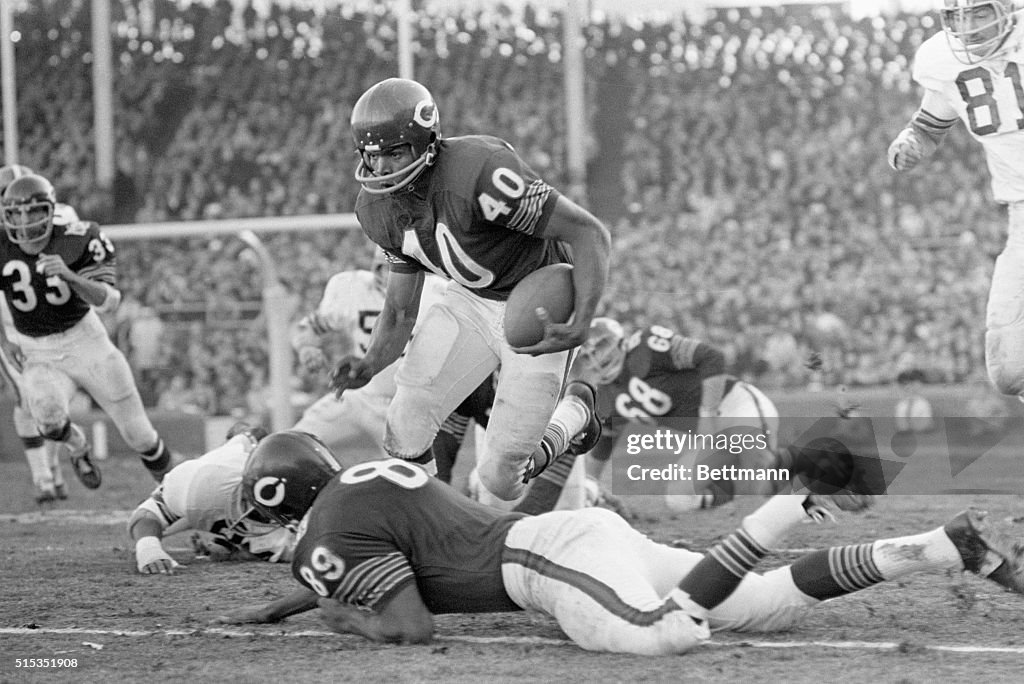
[53,203,81,226]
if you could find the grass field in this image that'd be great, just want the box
[3,440,1024,683]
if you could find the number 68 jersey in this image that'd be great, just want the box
[355,135,571,300]
[0,213,116,337]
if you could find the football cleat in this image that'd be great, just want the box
[54,483,68,500]
[65,438,101,490]
[34,483,58,504]
[565,380,603,456]
[945,508,1024,594]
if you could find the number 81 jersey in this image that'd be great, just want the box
[0,216,116,337]
[912,29,1024,203]
[356,135,571,300]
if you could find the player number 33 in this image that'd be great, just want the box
[15,658,78,668]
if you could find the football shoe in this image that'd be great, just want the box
[945,508,1024,594]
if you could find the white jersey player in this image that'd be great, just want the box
[290,253,448,464]
[127,427,296,575]
[888,0,1024,396]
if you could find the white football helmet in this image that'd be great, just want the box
[940,0,1022,63]
[577,318,627,385]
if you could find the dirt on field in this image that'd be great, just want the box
[3,452,1024,683]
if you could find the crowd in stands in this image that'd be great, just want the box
[3,0,1003,414]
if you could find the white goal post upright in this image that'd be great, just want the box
[104,213,362,431]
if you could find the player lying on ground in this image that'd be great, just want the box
[127,424,298,575]
[128,387,601,576]
[214,432,1024,655]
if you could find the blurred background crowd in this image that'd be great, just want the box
[3,0,1001,418]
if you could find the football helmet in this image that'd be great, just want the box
[577,318,627,385]
[2,173,56,254]
[239,430,344,531]
[351,78,441,195]
[0,164,34,195]
[940,0,1021,63]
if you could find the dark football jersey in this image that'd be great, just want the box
[356,135,571,300]
[292,459,525,614]
[597,325,725,423]
[0,219,116,337]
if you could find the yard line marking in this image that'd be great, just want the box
[0,510,133,524]
[3,627,1024,654]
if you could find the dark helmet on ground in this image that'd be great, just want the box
[240,430,344,531]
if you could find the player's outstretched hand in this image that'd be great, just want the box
[210,606,278,625]
[511,307,588,356]
[135,537,185,575]
[329,355,375,398]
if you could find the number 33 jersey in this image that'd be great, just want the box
[912,30,1024,203]
[0,216,116,337]
[355,135,571,300]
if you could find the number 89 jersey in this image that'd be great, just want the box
[355,135,571,300]
[0,216,116,337]
[291,459,523,614]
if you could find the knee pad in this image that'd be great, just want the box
[22,363,73,433]
[383,396,441,459]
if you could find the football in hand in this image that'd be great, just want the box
[503,263,575,347]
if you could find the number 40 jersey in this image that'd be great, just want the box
[355,135,571,300]
[0,211,116,337]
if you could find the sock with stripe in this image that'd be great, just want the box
[677,528,769,610]
[140,437,172,475]
[790,527,961,600]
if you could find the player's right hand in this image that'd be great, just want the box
[887,128,926,171]
[298,346,327,373]
[329,355,375,399]
[135,537,184,575]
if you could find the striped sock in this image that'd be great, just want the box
[678,528,768,610]
[790,544,885,600]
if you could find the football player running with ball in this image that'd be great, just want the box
[888,0,1024,397]
[0,173,179,488]
[329,78,610,501]
[215,433,1024,655]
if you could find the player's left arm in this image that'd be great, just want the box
[317,583,434,644]
[520,196,611,355]
[669,335,728,416]
[212,587,321,625]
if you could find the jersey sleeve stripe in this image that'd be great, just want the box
[507,181,553,234]
[77,264,117,283]
[669,336,700,370]
[334,552,414,609]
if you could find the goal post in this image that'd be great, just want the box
[104,212,362,431]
